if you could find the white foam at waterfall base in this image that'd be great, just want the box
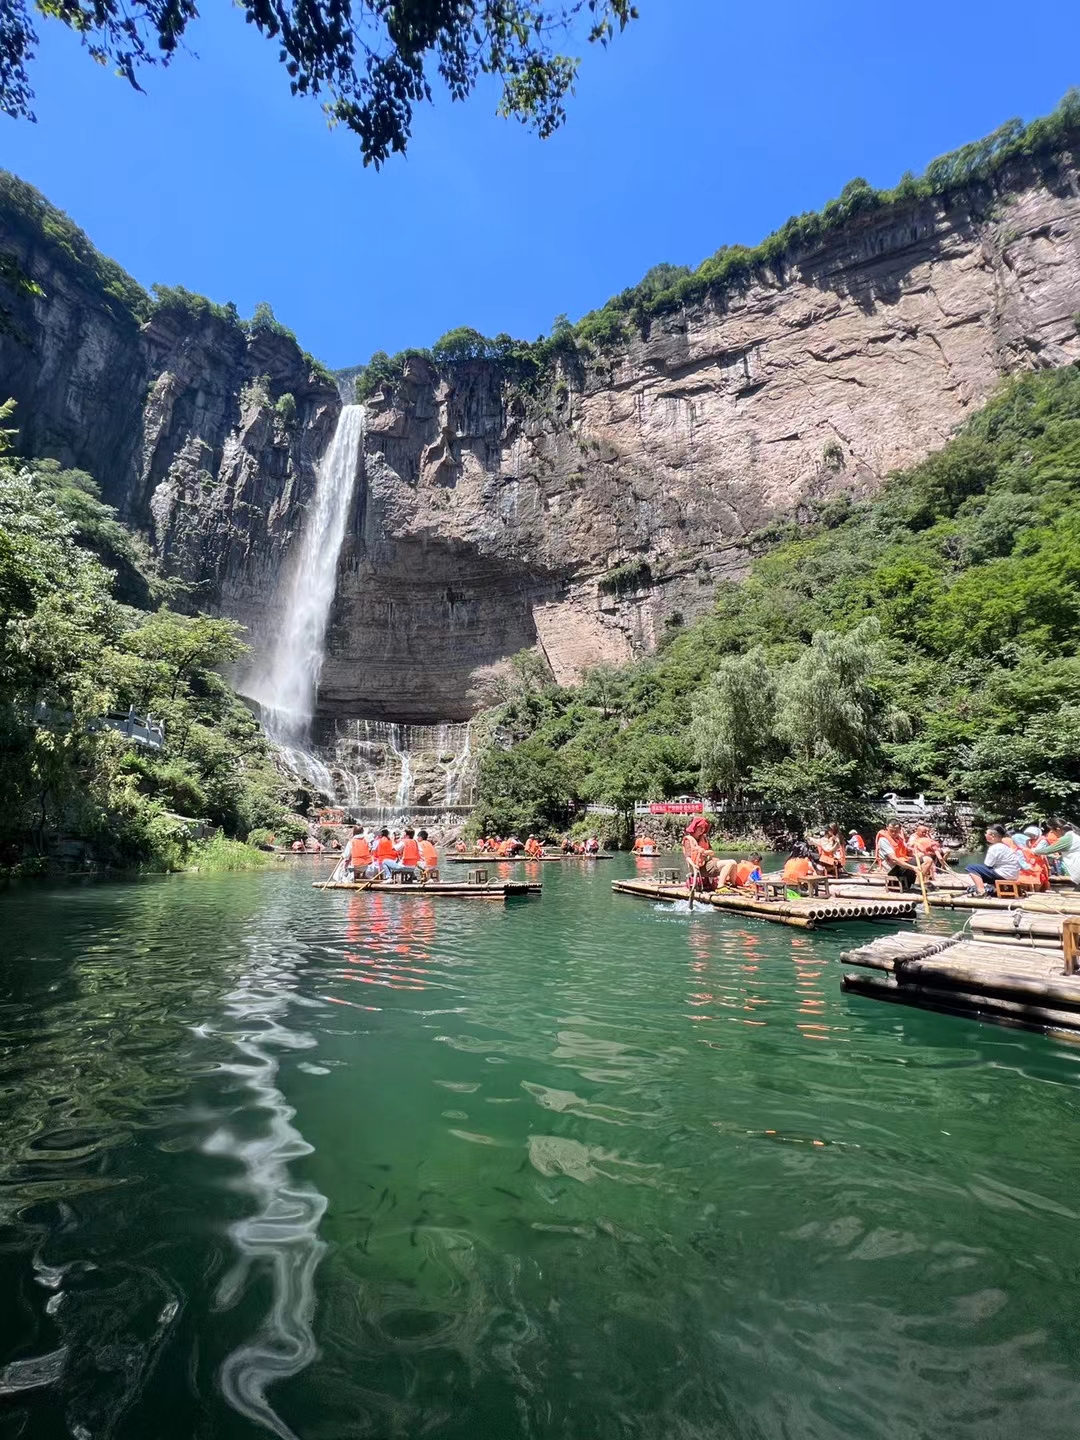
[248,405,366,751]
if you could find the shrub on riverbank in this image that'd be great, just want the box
[183,835,275,872]
[0,431,298,870]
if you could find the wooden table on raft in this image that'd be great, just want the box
[610,877,919,930]
[315,878,541,899]
[840,915,1080,1036]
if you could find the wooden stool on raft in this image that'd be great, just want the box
[885,876,906,894]
[468,869,489,885]
[1063,917,1080,976]
[994,877,1038,900]
[658,868,682,886]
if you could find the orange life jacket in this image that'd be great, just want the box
[374,836,396,862]
[418,839,438,868]
[1020,845,1050,890]
[734,861,757,887]
[782,857,812,883]
[400,837,420,866]
[349,836,371,866]
[876,829,912,861]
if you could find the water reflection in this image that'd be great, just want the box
[202,900,328,1440]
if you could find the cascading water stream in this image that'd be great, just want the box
[249,405,366,758]
[390,725,413,810]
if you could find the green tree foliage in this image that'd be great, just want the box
[692,647,776,797]
[2,1,636,168]
[474,363,1080,830]
[0,445,296,868]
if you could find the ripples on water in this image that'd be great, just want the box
[2,859,1080,1438]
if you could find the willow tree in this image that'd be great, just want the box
[2,1,637,166]
[691,646,776,801]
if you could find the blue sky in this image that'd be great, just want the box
[3,1,1077,370]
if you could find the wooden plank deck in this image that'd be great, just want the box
[315,879,541,898]
[611,878,918,929]
[840,927,1080,1036]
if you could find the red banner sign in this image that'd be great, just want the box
[648,801,704,815]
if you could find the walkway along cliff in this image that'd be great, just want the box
[1,136,1079,802]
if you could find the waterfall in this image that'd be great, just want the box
[389,725,413,810]
[440,721,472,805]
[250,405,366,749]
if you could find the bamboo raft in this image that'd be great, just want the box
[611,877,918,929]
[315,879,541,899]
[445,853,613,864]
[840,918,1080,1036]
[828,881,1015,912]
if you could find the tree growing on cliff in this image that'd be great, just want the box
[1,1,637,167]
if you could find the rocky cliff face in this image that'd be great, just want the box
[324,161,1080,719]
[2,158,1079,726]
[0,212,340,642]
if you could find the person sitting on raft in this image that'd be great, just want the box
[734,853,763,888]
[632,833,657,855]
[382,826,421,881]
[416,829,439,880]
[911,822,946,875]
[372,827,397,872]
[1034,817,1080,886]
[781,843,819,887]
[524,835,544,858]
[682,817,727,890]
[1018,826,1050,891]
[585,834,600,854]
[874,821,931,892]
[810,825,845,877]
[846,828,867,855]
[964,824,1023,895]
[346,825,376,880]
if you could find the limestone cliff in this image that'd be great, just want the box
[2,154,1079,726]
[317,158,1080,719]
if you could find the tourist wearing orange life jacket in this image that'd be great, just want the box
[416,830,439,880]
[781,843,818,885]
[875,821,930,892]
[347,826,374,880]
[682,817,725,890]
[810,824,845,877]
[381,826,421,881]
[1019,825,1051,891]
[734,854,763,887]
[910,823,946,876]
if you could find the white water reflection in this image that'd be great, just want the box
[201,936,328,1439]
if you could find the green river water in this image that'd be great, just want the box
[2,855,1080,1440]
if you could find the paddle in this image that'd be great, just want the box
[915,858,932,917]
